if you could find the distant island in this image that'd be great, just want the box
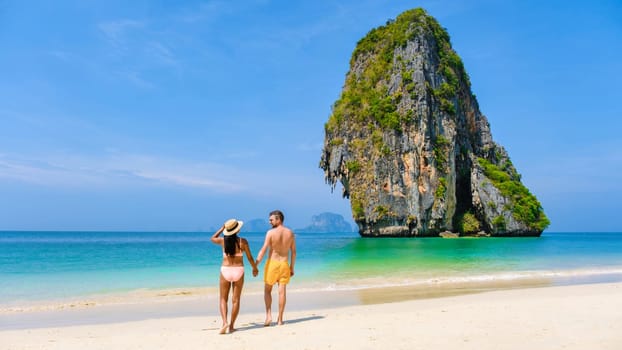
[240,213,354,233]
[296,212,353,233]
[240,218,271,233]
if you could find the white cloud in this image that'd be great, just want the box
[98,19,145,49]
[132,171,241,191]
[47,50,75,62]
[0,156,104,186]
[96,18,183,87]
[116,70,155,89]
[0,152,243,192]
[146,41,178,67]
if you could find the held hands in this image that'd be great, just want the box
[252,266,259,277]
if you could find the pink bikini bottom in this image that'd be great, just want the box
[221,266,245,282]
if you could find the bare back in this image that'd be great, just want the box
[266,226,295,261]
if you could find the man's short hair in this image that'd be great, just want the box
[270,210,284,222]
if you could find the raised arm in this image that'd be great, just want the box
[210,226,225,245]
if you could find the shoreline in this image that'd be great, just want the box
[2,282,621,349]
[3,271,622,331]
[3,265,622,314]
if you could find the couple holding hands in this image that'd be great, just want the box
[210,210,296,334]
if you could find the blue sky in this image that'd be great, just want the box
[1,0,620,232]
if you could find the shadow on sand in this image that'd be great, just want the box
[204,315,325,333]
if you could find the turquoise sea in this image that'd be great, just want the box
[1,231,622,308]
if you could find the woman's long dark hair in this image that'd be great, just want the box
[223,234,240,257]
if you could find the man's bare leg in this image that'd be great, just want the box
[263,283,273,326]
[277,283,287,325]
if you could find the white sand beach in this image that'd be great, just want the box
[2,282,621,350]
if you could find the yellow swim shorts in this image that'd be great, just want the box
[264,260,290,285]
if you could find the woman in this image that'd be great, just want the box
[210,219,258,334]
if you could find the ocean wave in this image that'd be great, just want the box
[0,287,217,314]
[3,267,621,314]
[290,266,622,292]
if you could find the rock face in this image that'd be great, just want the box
[320,8,549,237]
[297,212,353,233]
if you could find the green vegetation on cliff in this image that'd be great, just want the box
[493,215,506,231]
[325,8,468,134]
[351,197,365,220]
[478,158,550,231]
[457,212,481,234]
[435,177,447,199]
[433,135,450,172]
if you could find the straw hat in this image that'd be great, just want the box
[223,219,244,236]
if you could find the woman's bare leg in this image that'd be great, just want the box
[229,274,244,333]
[219,274,231,334]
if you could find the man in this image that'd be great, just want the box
[256,210,296,326]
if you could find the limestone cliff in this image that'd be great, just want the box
[320,8,549,237]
